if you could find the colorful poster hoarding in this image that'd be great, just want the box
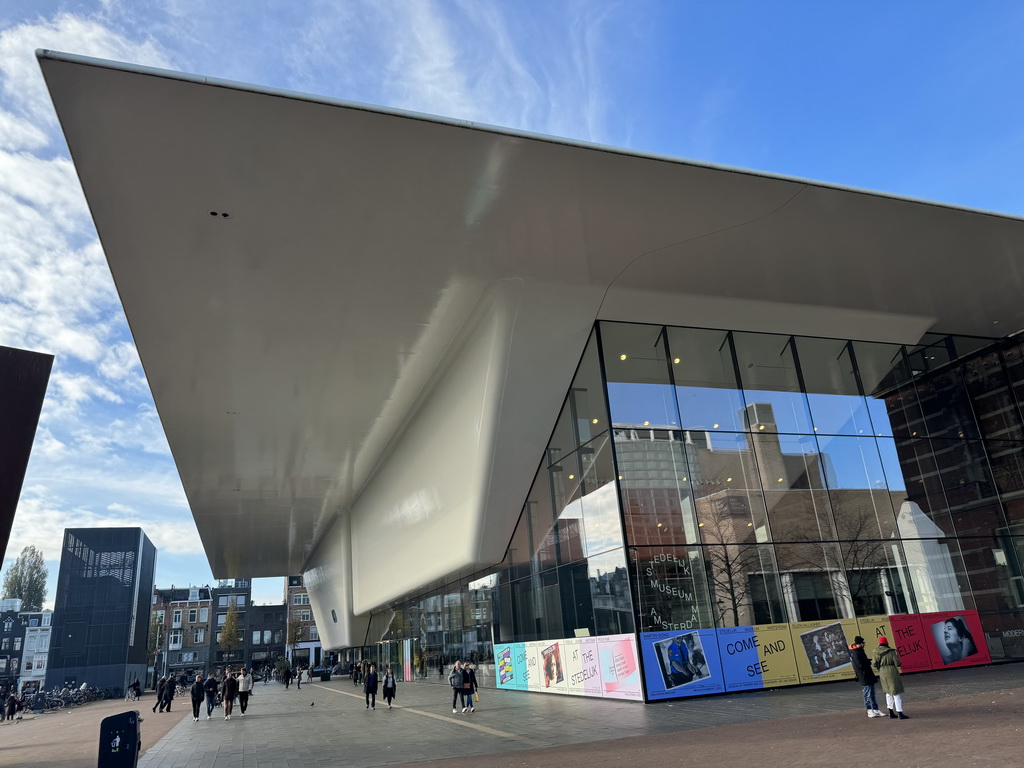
[856,615,892,650]
[718,625,763,692]
[791,619,858,684]
[597,633,643,700]
[563,637,602,697]
[494,642,528,691]
[887,614,934,673]
[538,640,569,694]
[919,610,991,670]
[755,623,800,688]
[641,629,724,699]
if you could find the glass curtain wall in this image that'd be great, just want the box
[602,321,1024,661]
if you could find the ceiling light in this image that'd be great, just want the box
[726,477,733,482]
[698,522,704,527]
[619,354,627,361]
[682,477,688,482]
[568,474,575,480]
[673,358,681,364]
[713,423,719,429]
[657,523,663,528]
[618,475,623,480]
[592,418,599,424]
[643,421,650,426]
[777,478,784,483]
[746,522,753,527]
[758,425,765,430]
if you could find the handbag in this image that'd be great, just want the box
[473,692,479,702]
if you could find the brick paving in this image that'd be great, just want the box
[5,664,1022,767]
[133,663,1024,768]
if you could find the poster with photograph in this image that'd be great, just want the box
[791,619,857,684]
[884,614,934,673]
[597,633,643,700]
[641,629,724,699]
[540,640,569,693]
[920,610,991,669]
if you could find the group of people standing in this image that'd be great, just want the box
[849,635,910,719]
[360,663,398,709]
[185,668,255,722]
[447,660,478,713]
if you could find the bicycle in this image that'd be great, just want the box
[125,687,140,702]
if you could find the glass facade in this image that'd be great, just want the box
[362,323,1024,700]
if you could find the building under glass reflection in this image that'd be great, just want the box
[359,322,1024,701]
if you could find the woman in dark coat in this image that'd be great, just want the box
[849,635,882,717]
[153,676,166,713]
[872,637,908,719]
[160,675,175,712]
[222,672,239,720]
[364,663,379,710]
[381,666,397,709]
[189,673,205,722]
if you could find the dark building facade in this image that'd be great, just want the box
[208,580,251,669]
[0,345,53,560]
[0,602,27,693]
[249,604,287,671]
[46,528,156,692]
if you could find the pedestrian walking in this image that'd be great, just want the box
[872,637,909,719]
[238,668,254,717]
[364,663,379,710]
[190,674,204,722]
[283,665,292,689]
[160,674,175,712]
[849,636,883,717]
[463,662,478,713]
[448,660,465,713]
[222,671,239,720]
[153,676,166,713]
[382,666,397,709]
[295,665,302,690]
[203,673,219,719]
[4,692,16,722]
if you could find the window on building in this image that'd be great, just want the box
[217,613,226,626]
[188,608,197,623]
[172,609,182,626]
[169,629,183,648]
[2,619,11,632]
[236,595,246,606]
[216,632,221,644]
[263,630,272,644]
[189,587,200,601]
[309,625,318,641]
[194,628,205,644]
[28,618,38,627]
[13,638,21,652]
[273,629,284,644]
[252,631,261,645]
[199,607,208,623]
[218,596,228,607]
[293,593,310,605]
[42,613,51,626]
[1,638,10,651]
[155,610,165,624]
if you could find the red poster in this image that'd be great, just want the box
[887,614,934,673]
[918,610,991,670]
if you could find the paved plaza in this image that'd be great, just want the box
[130,664,1024,768]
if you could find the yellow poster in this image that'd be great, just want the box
[856,615,892,650]
[754,623,800,688]
[790,618,859,684]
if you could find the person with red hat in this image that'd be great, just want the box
[872,637,909,719]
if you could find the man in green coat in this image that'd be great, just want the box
[872,637,909,719]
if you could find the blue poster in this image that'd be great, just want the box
[493,642,528,691]
[640,629,725,700]
[717,625,765,692]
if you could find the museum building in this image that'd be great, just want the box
[37,51,1024,702]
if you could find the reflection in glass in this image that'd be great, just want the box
[733,332,813,434]
[796,336,873,436]
[666,327,747,432]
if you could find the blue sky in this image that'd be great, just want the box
[2,2,1023,608]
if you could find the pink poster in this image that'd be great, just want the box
[597,633,643,700]
[919,609,991,670]
[886,614,934,673]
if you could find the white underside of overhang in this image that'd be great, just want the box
[37,52,1024,646]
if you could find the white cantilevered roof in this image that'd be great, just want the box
[38,51,1024,599]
